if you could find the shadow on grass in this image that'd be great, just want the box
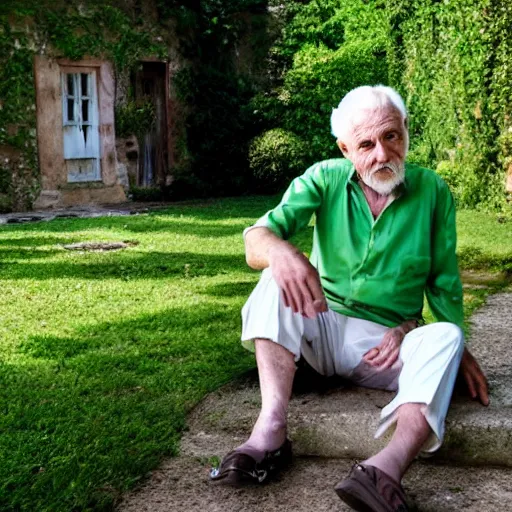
[2,303,254,511]
[0,236,81,248]
[203,280,257,298]
[0,217,249,239]
[0,251,247,280]
[20,303,245,363]
[0,247,62,261]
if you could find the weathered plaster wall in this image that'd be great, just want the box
[34,57,126,208]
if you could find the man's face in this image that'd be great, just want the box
[337,106,408,195]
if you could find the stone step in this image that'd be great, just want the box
[181,374,512,467]
[119,455,512,512]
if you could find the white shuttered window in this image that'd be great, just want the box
[61,71,101,182]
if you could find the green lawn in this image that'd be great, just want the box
[0,197,510,511]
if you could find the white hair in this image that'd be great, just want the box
[331,85,407,141]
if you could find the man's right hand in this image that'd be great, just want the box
[268,242,327,319]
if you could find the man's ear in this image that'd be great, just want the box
[404,117,409,130]
[337,140,348,157]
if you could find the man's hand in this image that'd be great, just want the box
[363,326,406,370]
[460,347,489,406]
[268,242,327,319]
[363,320,416,370]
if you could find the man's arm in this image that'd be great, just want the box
[243,162,330,318]
[245,227,327,318]
[427,181,489,405]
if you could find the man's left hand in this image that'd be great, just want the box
[363,326,406,370]
[460,347,489,406]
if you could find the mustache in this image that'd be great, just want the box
[369,162,403,176]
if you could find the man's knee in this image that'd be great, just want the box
[427,322,464,352]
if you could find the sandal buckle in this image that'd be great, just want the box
[255,469,267,483]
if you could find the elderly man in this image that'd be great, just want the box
[210,85,488,511]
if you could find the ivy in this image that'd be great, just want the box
[387,0,508,209]
[0,1,169,211]
[248,0,388,184]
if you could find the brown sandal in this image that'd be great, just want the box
[334,463,409,512]
[210,439,292,486]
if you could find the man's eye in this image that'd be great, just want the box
[359,141,373,149]
[385,132,398,140]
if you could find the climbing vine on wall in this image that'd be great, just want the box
[0,1,168,211]
[387,0,510,209]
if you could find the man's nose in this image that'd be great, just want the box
[374,140,390,163]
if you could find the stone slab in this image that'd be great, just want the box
[0,201,172,225]
[118,456,512,512]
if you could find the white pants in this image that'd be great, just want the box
[241,268,465,454]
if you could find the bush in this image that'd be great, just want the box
[249,128,307,190]
[436,160,460,192]
[251,0,388,165]
[281,40,388,162]
[387,0,509,209]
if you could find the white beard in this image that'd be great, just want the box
[361,161,405,196]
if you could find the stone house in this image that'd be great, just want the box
[33,57,174,208]
[0,1,269,212]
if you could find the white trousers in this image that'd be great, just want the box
[241,268,465,454]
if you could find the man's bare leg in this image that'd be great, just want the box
[235,338,296,462]
[362,403,431,482]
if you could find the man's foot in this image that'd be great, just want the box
[209,438,292,486]
[334,463,409,512]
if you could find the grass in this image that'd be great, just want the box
[0,197,510,511]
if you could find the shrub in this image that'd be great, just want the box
[252,0,388,165]
[249,128,307,190]
[387,0,509,209]
[115,101,155,140]
[281,40,388,162]
[436,160,460,192]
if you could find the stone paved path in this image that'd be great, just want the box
[118,292,512,511]
[0,201,175,225]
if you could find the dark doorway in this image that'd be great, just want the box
[133,61,169,187]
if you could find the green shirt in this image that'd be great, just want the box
[255,158,463,328]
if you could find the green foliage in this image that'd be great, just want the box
[169,1,270,197]
[281,39,388,162]
[40,4,166,69]
[129,186,164,202]
[174,67,259,196]
[115,101,155,141]
[387,0,509,209]
[250,0,388,175]
[249,128,307,190]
